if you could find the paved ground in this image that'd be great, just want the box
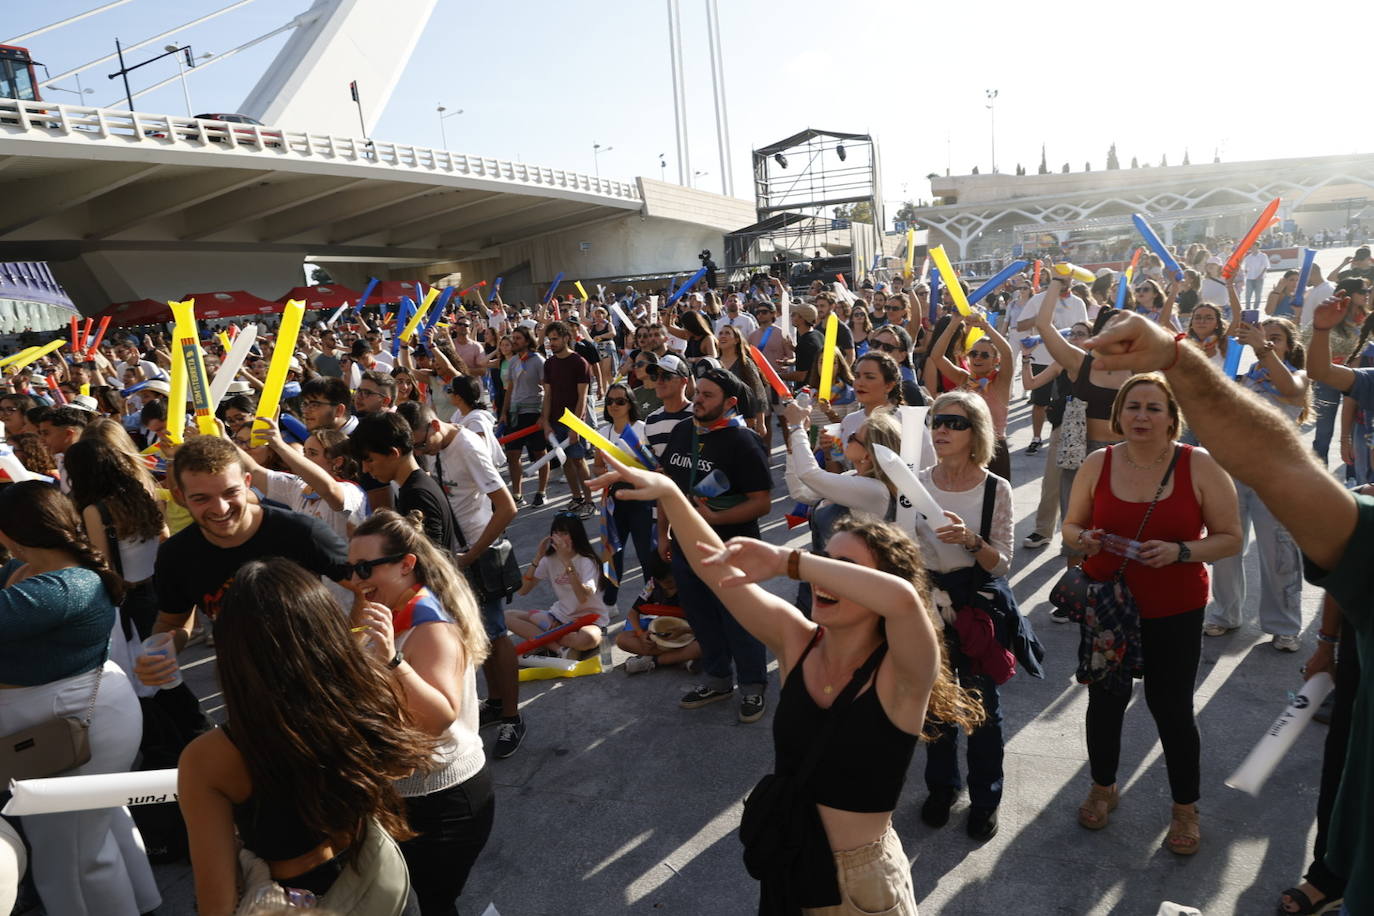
[21,256,1353,915]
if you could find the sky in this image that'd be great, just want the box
[11,0,1373,224]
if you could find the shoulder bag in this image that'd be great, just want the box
[0,666,103,784]
[434,452,523,604]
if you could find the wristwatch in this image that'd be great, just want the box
[1175,541,1191,563]
[965,535,983,554]
[387,648,405,670]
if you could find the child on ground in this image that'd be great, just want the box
[615,554,700,674]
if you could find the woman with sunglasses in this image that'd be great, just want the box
[1061,374,1240,856]
[589,306,617,392]
[591,383,653,606]
[345,509,495,915]
[928,311,1015,481]
[849,306,872,357]
[587,450,982,916]
[919,315,967,398]
[870,324,925,407]
[1132,279,1179,328]
[915,391,1036,842]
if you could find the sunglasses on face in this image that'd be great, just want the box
[348,553,407,580]
[605,396,630,406]
[885,305,905,312]
[967,349,995,359]
[846,431,863,445]
[930,414,973,431]
[871,341,902,353]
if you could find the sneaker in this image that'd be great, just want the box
[624,655,657,675]
[577,499,598,518]
[967,806,999,841]
[1050,606,1071,624]
[679,684,733,709]
[921,787,958,828]
[531,491,547,507]
[477,698,504,729]
[1272,634,1302,653]
[1202,623,1234,638]
[1022,532,1050,549]
[492,717,526,758]
[1026,437,1043,455]
[738,693,767,724]
[512,494,527,507]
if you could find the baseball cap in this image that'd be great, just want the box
[655,354,689,378]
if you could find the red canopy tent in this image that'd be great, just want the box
[96,299,172,327]
[370,280,425,305]
[277,284,362,312]
[179,291,283,320]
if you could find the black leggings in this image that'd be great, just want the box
[401,767,496,916]
[1086,608,1203,804]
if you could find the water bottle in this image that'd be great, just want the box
[794,386,813,411]
[1100,533,1144,561]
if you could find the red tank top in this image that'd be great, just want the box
[1082,444,1208,619]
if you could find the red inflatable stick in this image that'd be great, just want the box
[1032,260,1043,291]
[69,316,80,353]
[514,613,600,655]
[1222,198,1280,280]
[85,315,111,359]
[748,344,791,400]
[498,422,542,445]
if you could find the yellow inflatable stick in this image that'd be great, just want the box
[169,299,219,437]
[216,331,232,353]
[1,340,64,374]
[559,409,645,469]
[399,286,441,343]
[1053,263,1096,284]
[79,383,90,397]
[166,330,188,445]
[0,347,41,370]
[251,299,306,446]
[818,313,839,404]
[574,280,589,302]
[904,227,916,281]
[929,246,971,315]
[964,326,986,349]
[518,655,603,681]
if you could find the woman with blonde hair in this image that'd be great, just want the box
[346,509,494,915]
[590,452,981,915]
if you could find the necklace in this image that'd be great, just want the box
[1121,444,1170,470]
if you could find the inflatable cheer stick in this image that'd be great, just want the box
[559,409,645,469]
[1222,198,1281,280]
[1032,259,1043,291]
[817,313,839,405]
[326,303,349,327]
[1114,248,1143,311]
[748,344,791,400]
[1052,263,1096,285]
[400,286,441,343]
[69,316,80,353]
[1293,248,1317,325]
[165,322,188,445]
[3,339,65,375]
[929,246,971,316]
[391,298,415,357]
[1226,672,1334,795]
[1131,214,1184,281]
[216,332,232,353]
[967,260,1030,307]
[421,287,456,339]
[250,300,306,447]
[84,316,111,360]
[929,269,941,324]
[524,434,568,474]
[667,266,710,307]
[609,302,636,330]
[4,768,180,816]
[351,277,379,317]
[168,300,219,437]
[513,613,601,655]
[574,280,589,302]
[871,443,971,570]
[497,422,542,446]
[1223,338,1244,378]
[904,227,917,281]
[0,347,41,371]
[543,272,565,305]
[80,317,93,351]
[208,323,259,406]
[488,277,503,302]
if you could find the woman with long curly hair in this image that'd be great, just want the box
[589,454,982,915]
[718,324,768,435]
[0,482,159,916]
[346,509,494,915]
[668,308,720,362]
[178,558,436,916]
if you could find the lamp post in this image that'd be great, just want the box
[659,153,667,182]
[692,169,709,188]
[593,142,613,178]
[108,41,201,114]
[437,104,463,149]
[166,45,209,116]
[985,88,999,174]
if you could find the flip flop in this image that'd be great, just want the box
[1276,886,1343,915]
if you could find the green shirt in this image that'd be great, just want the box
[1303,493,1374,911]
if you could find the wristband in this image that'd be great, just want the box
[786,549,802,580]
[1163,332,1187,371]
[1317,631,1340,645]
[387,649,405,670]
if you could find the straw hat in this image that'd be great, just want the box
[648,616,694,649]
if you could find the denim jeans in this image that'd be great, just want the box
[671,546,767,694]
[603,496,654,606]
[1313,381,1341,465]
[1244,276,1264,310]
[1208,478,1304,636]
[924,671,1004,809]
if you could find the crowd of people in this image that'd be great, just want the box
[0,242,1372,915]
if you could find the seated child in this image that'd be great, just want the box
[507,511,611,657]
[615,553,700,674]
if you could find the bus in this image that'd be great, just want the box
[0,45,41,102]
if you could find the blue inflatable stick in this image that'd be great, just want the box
[929,270,942,324]
[668,266,710,307]
[392,298,415,357]
[967,260,1029,307]
[1131,214,1184,281]
[424,287,457,336]
[488,277,503,302]
[544,272,564,305]
[354,277,379,315]
[1223,338,1243,378]
[1289,248,1317,317]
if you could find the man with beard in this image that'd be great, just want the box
[657,368,773,723]
[541,320,595,515]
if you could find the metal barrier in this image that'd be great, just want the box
[0,99,642,203]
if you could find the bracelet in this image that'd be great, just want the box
[1163,332,1187,371]
[786,548,802,580]
[1317,631,1340,645]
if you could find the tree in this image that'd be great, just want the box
[972,165,980,175]
[1131,156,1139,168]
[1061,163,1070,173]
[1084,161,1091,172]
[834,200,873,224]
[894,200,920,224]
[309,265,334,285]
[1107,142,1120,170]
[1182,148,1191,166]
[1213,148,1220,164]
[1038,145,1048,174]
[1160,153,1168,167]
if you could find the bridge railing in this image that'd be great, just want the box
[0,99,642,203]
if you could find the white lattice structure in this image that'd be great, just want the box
[917,154,1374,257]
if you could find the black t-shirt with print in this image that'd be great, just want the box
[660,418,773,541]
[155,504,351,621]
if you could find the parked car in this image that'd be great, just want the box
[147,112,284,148]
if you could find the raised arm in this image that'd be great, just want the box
[1037,278,1087,376]
[1306,299,1357,392]
[974,313,1015,399]
[1083,311,1356,570]
[931,316,971,387]
[1235,322,1306,399]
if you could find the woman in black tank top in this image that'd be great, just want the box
[589,456,982,915]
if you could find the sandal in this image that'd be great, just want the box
[1165,803,1200,855]
[1077,783,1118,830]
[1277,885,1343,915]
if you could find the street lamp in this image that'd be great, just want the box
[593,142,613,178]
[437,104,463,149]
[166,45,210,117]
[692,169,710,188]
[108,40,203,114]
[658,153,667,182]
[985,88,999,174]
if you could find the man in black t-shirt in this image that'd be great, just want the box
[657,368,773,723]
[350,412,456,550]
[813,292,856,369]
[785,303,823,391]
[135,435,351,688]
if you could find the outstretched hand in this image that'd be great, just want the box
[1080,312,1176,373]
[696,537,787,587]
[586,450,676,502]
[1310,296,1350,332]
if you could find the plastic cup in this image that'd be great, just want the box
[140,632,183,689]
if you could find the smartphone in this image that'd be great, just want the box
[1241,308,1260,325]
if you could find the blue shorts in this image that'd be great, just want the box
[478,593,507,640]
